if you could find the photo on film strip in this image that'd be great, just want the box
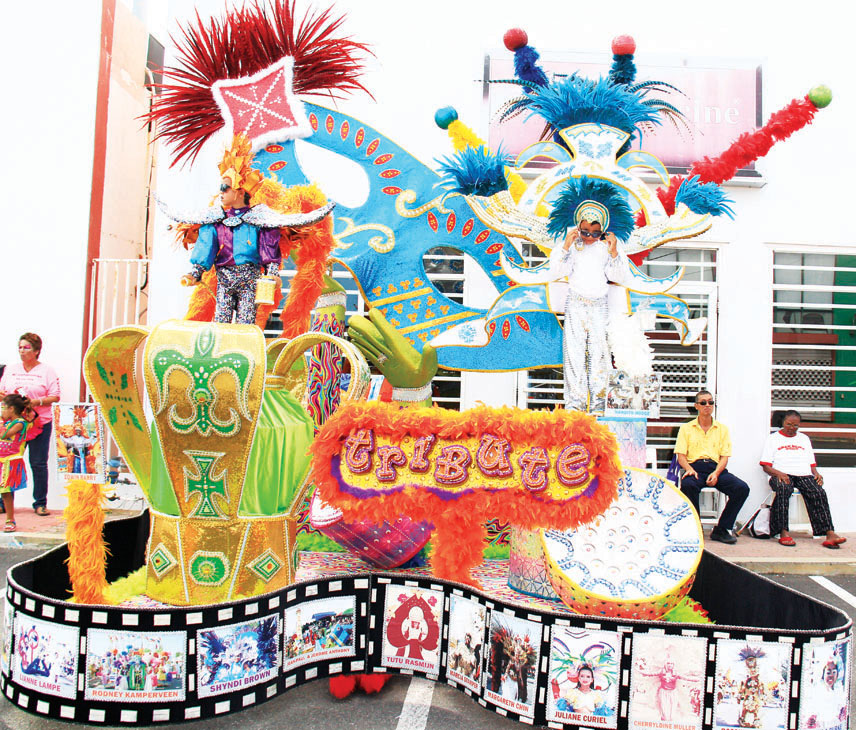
[284,595,356,671]
[713,638,791,730]
[12,615,79,700]
[85,628,186,702]
[798,638,850,730]
[197,615,279,698]
[381,584,443,675]
[629,633,706,730]
[1,598,13,676]
[483,610,541,719]
[547,626,620,728]
[52,403,105,483]
[445,594,487,693]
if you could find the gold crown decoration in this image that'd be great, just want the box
[218,133,265,195]
[83,320,371,606]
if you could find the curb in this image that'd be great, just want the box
[719,557,856,576]
[0,532,66,550]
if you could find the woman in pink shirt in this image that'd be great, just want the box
[0,333,60,514]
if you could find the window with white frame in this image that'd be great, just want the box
[518,245,718,470]
[266,255,465,410]
[640,248,718,469]
[772,251,856,467]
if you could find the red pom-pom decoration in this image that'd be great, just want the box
[357,673,392,694]
[503,28,528,51]
[328,675,358,699]
[611,35,636,56]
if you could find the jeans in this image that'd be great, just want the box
[680,458,749,532]
[27,421,52,509]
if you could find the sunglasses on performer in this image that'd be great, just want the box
[696,399,715,406]
[220,183,231,193]
[578,230,605,240]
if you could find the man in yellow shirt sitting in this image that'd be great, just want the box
[675,390,749,544]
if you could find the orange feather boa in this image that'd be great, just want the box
[64,480,109,604]
[310,403,622,586]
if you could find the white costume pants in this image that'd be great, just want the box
[563,291,610,413]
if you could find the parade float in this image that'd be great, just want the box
[1,2,849,728]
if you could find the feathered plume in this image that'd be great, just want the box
[547,177,635,241]
[502,76,662,148]
[674,176,735,218]
[64,480,109,605]
[503,28,549,89]
[737,645,767,661]
[647,90,830,222]
[436,145,511,197]
[146,0,371,166]
[609,35,637,86]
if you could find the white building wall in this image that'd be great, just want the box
[147,0,854,526]
[3,3,102,508]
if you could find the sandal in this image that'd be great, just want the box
[778,536,796,547]
[3,520,16,533]
[34,506,49,516]
[833,537,847,545]
[822,540,841,550]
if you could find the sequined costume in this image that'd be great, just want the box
[188,206,282,324]
[0,418,30,493]
[549,241,633,413]
[59,433,97,474]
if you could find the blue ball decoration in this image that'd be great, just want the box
[434,107,458,129]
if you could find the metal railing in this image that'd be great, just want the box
[87,258,150,342]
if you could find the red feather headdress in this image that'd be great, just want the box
[146,0,371,166]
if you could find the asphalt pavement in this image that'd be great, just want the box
[0,548,853,730]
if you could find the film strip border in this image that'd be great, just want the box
[367,575,852,729]
[1,573,851,727]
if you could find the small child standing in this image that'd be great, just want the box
[0,394,32,532]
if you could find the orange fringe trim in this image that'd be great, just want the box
[64,480,109,605]
[268,184,337,338]
[310,403,622,586]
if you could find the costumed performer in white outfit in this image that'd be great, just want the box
[545,178,636,413]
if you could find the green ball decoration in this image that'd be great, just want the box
[808,85,833,109]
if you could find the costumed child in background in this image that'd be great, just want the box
[545,178,635,413]
[167,134,334,325]
[0,394,32,532]
[59,427,98,474]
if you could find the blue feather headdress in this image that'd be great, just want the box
[675,176,735,219]
[502,76,662,144]
[547,177,635,241]
[435,145,511,197]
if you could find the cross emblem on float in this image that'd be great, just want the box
[183,451,229,519]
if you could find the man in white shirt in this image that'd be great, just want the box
[760,409,843,548]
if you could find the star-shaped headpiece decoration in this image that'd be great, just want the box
[212,56,312,151]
